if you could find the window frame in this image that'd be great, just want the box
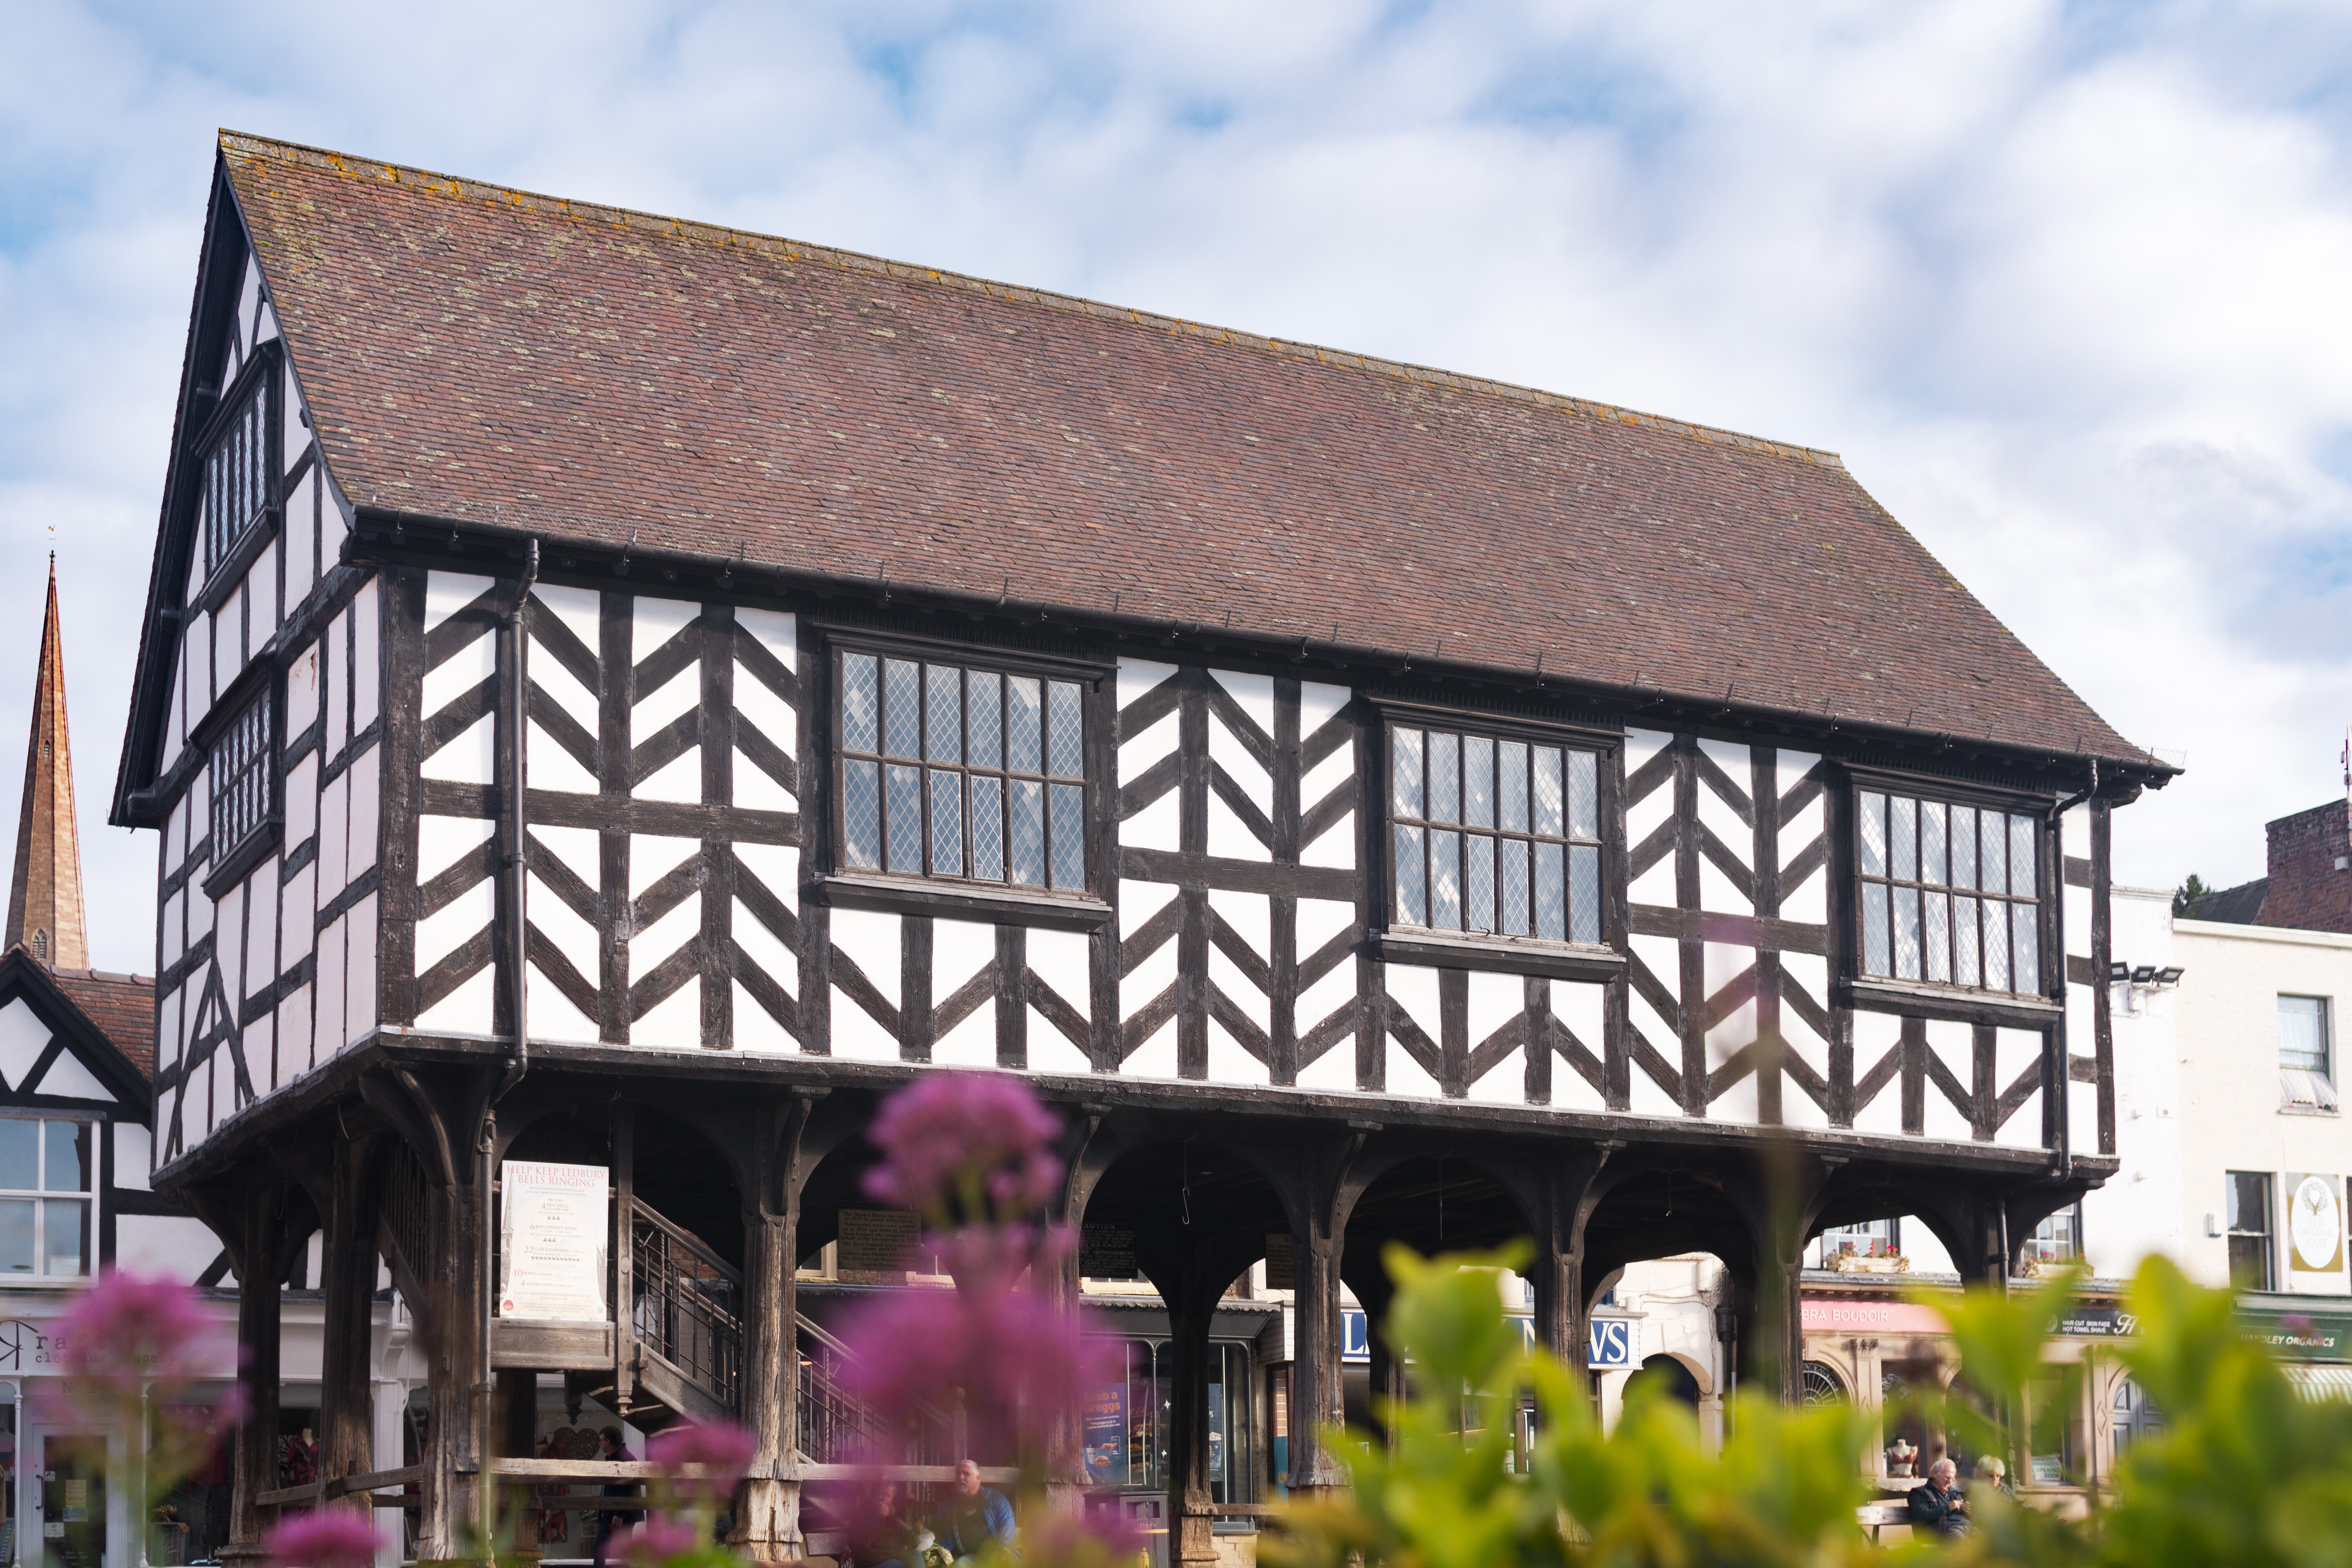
[0,1116,97,1281]
[813,628,1116,932]
[198,666,282,898]
[2225,1171,2275,1291]
[2024,1203,2083,1267]
[2278,994,2337,1113]
[190,341,282,610]
[1839,767,2062,1027]
[1367,699,1624,982]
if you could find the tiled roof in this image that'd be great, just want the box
[48,967,155,1079]
[2181,879,2267,926]
[219,132,2149,767]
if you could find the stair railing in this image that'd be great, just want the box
[631,1198,744,1408]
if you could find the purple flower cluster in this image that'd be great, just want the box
[618,1516,701,1568]
[644,1418,758,1506]
[48,1270,243,1492]
[862,1071,1064,1222]
[264,1510,381,1568]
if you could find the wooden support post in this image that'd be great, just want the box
[1161,1290,1219,1568]
[1284,1157,1356,1501]
[221,1181,291,1568]
[418,1172,485,1560]
[1524,1148,1613,1412]
[731,1095,810,1565]
[317,1136,382,1512]
[495,1369,542,1563]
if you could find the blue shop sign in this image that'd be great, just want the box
[1588,1316,1637,1370]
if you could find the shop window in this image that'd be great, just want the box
[1387,722,1603,944]
[0,1118,93,1277]
[837,650,1092,893]
[2025,1368,2080,1484]
[2025,1206,2081,1266]
[2226,1172,2275,1291]
[1855,790,2043,995]
[1085,1337,1255,1520]
[2279,996,2337,1111]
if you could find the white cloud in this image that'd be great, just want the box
[5,0,2352,970]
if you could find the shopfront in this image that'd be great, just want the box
[1083,1309,1278,1568]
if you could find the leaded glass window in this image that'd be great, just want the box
[838,652,1088,891]
[204,373,272,575]
[209,690,274,858]
[1390,724,1602,943]
[1857,790,2042,996]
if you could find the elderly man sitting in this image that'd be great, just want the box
[1905,1458,1971,1536]
[931,1459,1016,1562]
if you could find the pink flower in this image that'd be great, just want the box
[862,1073,1063,1218]
[645,1419,757,1501]
[54,1270,214,1401]
[265,1510,380,1568]
[618,1516,701,1568]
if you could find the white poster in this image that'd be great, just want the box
[500,1160,610,1321]
[2286,1173,2347,1293]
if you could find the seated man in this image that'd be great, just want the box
[1906,1458,1971,1537]
[932,1459,1016,1561]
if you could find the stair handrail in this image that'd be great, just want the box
[631,1197,743,1288]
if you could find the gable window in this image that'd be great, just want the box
[210,689,274,860]
[2279,995,2337,1111]
[837,652,1088,891]
[203,370,272,577]
[1388,724,1602,944]
[0,1119,93,1278]
[1857,791,2041,995]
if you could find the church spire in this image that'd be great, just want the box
[7,559,87,970]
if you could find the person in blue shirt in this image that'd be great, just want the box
[932,1459,1016,1561]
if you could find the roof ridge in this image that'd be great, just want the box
[218,129,1846,472]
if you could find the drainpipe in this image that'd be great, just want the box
[477,541,539,1557]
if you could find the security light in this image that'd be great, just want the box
[2155,966,2184,986]
[2109,962,2129,982]
[2131,966,2157,984]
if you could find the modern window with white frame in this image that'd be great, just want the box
[837,650,1090,893]
[0,1119,93,1278]
[2278,995,2337,1112]
[1388,723,1603,944]
[1855,789,2042,996]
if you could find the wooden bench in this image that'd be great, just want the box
[1857,1499,1913,1543]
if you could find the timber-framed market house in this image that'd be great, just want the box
[116,132,2172,1566]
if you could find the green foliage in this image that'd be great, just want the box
[1269,1249,2352,1568]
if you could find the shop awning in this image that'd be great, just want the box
[2283,1364,2352,1401]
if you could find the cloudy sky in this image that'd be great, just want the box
[4,0,2350,973]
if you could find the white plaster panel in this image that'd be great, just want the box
[1624,727,1671,775]
[2067,1078,2097,1161]
[1120,878,1178,934]
[1703,940,1756,1057]
[187,864,215,943]
[829,909,901,1008]
[2061,804,2091,856]
[1696,856,1752,918]
[831,982,902,1062]
[1122,1019,1178,1079]
[276,985,312,1085]
[1778,859,1828,925]
[1924,1021,1976,1144]
[0,1001,52,1091]
[1385,1037,1444,1100]
[530,873,600,982]
[528,723,599,795]
[2065,884,2093,959]
[1465,971,1524,1105]
[1117,659,1178,710]
[630,835,701,899]
[1122,789,1181,852]
[1029,1010,1094,1076]
[1206,1020,1267,1087]
[348,753,380,875]
[352,579,380,731]
[1206,790,1271,862]
[1119,710,1178,779]
[416,962,494,1037]
[731,898,796,995]
[1301,807,1355,870]
[1696,781,1752,865]
[1625,995,1684,1119]
[210,1042,236,1135]
[162,887,185,970]
[418,814,494,885]
[733,661,797,756]
[534,584,602,651]
[1207,719,1273,810]
[1206,889,1269,963]
[423,620,496,721]
[285,752,318,849]
[243,862,280,1004]
[633,597,699,665]
[734,750,796,814]
[1550,980,1609,1113]
[633,896,702,978]
[316,915,348,1050]
[1994,1028,2046,1149]
[633,663,699,741]
[933,996,997,1068]
[1029,928,1091,1020]
[533,646,600,730]
[323,610,347,751]
[116,1124,153,1191]
[1385,964,1441,1053]
[1711,1058,1760,1127]
[1779,1002,1834,1130]
[1208,946,1269,1031]
[526,976,600,1047]
[286,481,316,594]
[1296,898,1354,960]
[214,885,245,1018]
[933,919,996,998]
[634,978,701,1051]
[1121,934,1179,1017]
[287,638,321,741]
[417,880,495,974]
[1210,667,1275,737]
[737,606,796,668]
[1627,847,1676,909]
[425,571,494,635]
[531,824,601,893]
[218,585,243,677]
[733,980,795,1054]
[1299,679,1350,734]
[422,712,495,785]
[1300,739,1354,817]
[1296,1028,1356,1092]
[1296,962,1356,1043]
[735,842,800,908]
[1849,1013,1907,1138]
[636,746,702,805]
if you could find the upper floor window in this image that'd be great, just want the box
[2024,1205,2081,1266]
[210,689,274,859]
[0,1118,93,1278]
[1857,791,2041,995]
[2279,995,2337,1111]
[2225,1171,2273,1290]
[1388,724,1602,943]
[203,372,272,576]
[838,652,1087,891]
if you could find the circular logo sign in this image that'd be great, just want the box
[2290,1176,2343,1272]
